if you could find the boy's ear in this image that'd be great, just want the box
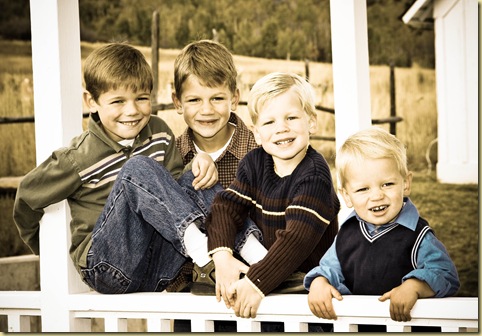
[340,188,353,208]
[308,114,317,135]
[230,89,240,111]
[171,92,183,115]
[83,91,98,113]
[403,171,413,196]
[253,126,262,146]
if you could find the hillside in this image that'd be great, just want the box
[0,0,435,67]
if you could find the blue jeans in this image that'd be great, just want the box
[81,156,260,294]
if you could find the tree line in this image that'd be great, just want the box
[0,0,435,67]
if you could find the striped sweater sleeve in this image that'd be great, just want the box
[246,175,339,294]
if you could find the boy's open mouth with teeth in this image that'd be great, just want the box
[370,205,388,212]
[197,119,217,125]
[120,121,140,126]
[275,139,294,145]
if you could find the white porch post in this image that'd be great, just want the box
[329,0,372,152]
[329,0,372,220]
[433,0,478,184]
[29,0,88,331]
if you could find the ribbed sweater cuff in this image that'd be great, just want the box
[208,246,233,257]
[245,276,265,298]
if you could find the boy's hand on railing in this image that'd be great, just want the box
[231,277,263,318]
[212,250,249,308]
[379,278,436,322]
[307,276,343,320]
[191,152,218,190]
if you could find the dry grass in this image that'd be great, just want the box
[0,41,437,175]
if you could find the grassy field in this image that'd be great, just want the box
[0,40,477,297]
[1,40,437,174]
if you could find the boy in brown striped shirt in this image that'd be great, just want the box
[206,72,340,319]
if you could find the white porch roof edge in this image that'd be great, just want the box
[402,0,434,29]
[403,0,479,184]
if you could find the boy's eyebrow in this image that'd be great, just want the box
[103,94,125,100]
[184,91,229,98]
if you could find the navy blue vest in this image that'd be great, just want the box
[336,216,431,295]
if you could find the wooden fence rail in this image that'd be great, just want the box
[0,102,402,141]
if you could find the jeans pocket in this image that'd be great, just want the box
[81,261,131,294]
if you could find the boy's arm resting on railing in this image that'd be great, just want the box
[307,276,343,320]
[377,230,461,322]
[401,230,461,297]
[378,278,435,322]
[211,248,249,308]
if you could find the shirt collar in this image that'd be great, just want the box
[342,197,419,231]
[89,113,152,153]
[227,113,253,160]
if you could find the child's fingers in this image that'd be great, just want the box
[378,290,391,302]
[331,288,344,301]
[390,302,412,322]
[191,164,218,190]
[226,283,237,308]
[191,160,201,177]
[323,301,338,320]
[192,173,216,190]
[215,282,222,303]
[309,301,337,320]
[308,302,323,318]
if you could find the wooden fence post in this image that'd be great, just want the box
[151,10,159,105]
[389,63,397,135]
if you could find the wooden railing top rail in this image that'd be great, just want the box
[0,291,478,332]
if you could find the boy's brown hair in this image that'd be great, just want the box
[83,43,153,102]
[173,39,237,98]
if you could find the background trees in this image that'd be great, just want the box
[0,0,434,67]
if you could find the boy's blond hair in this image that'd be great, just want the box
[173,39,237,98]
[247,72,317,125]
[336,127,409,188]
[83,43,153,102]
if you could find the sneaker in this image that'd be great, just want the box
[272,271,308,294]
[165,260,193,293]
[191,260,216,295]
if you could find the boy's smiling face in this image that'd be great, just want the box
[253,88,316,176]
[85,87,151,142]
[341,157,412,225]
[173,75,239,148]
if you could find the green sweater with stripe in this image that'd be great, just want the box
[13,113,184,273]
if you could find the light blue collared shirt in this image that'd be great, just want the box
[304,198,460,297]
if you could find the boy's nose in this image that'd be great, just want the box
[200,100,214,114]
[125,101,140,114]
[275,120,289,133]
[370,189,384,200]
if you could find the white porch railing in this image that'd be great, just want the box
[0,290,478,332]
[0,203,479,333]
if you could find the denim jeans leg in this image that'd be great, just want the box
[82,156,205,294]
[177,170,222,218]
[178,171,263,253]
